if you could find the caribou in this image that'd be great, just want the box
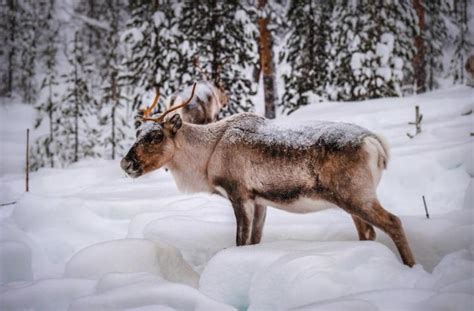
[121,83,415,267]
[167,81,228,124]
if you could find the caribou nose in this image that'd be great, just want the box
[120,158,132,172]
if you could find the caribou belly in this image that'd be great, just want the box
[255,197,335,214]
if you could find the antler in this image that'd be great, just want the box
[143,82,197,123]
[142,90,161,119]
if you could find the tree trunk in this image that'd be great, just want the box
[111,72,117,160]
[459,0,467,84]
[73,34,79,163]
[413,0,426,93]
[257,0,276,119]
[48,81,54,168]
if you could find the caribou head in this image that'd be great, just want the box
[121,83,197,178]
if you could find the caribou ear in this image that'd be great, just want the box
[165,114,182,135]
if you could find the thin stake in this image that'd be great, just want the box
[422,195,429,219]
[26,128,29,192]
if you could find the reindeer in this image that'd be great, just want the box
[121,84,416,267]
[167,81,228,124]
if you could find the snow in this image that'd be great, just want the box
[0,241,32,284]
[0,86,473,310]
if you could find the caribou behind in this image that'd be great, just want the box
[121,84,416,267]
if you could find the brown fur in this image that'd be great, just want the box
[121,113,415,267]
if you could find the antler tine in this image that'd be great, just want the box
[142,90,161,119]
[144,82,197,123]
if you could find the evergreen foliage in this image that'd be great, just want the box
[5,0,471,169]
[179,1,259,115]
[424,0,449,90]
[32,1,61,170]
[450,0,473,84]
[279,0,333,113]
[59,31,99,164]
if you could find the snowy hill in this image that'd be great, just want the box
[0,87,473,310]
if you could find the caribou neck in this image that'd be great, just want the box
[166,122,223,193]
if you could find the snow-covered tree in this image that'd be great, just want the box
[424,0,449,90]
[31,1,61,170]
[328,0,418,101]
[450,0,473,84]
[121,1,184,112]
[0,0,42,101]
[59,31,99,164]
[279,0,333,114]
[99,0,130,160]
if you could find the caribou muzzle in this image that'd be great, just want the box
[121,152,143,178]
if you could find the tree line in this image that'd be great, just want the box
[0,0,471,170]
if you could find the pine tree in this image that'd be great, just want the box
[1,0,36,100]
[179,1,259,115]
[0,0,16,96]
[121,1,184,112]
[100,0,130,160]
[424,0,449,90]
[280,0,333,113]
[450,0,473,84]
[59,31,99,164]
[328,0,418,101]
[17,0,42,104]
[32,0,60,170]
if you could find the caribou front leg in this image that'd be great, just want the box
[251,205,267,244]
[231,199,255,246]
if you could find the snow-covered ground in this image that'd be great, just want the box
[0,86,473,310]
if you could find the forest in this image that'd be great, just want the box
[0,0,472,170]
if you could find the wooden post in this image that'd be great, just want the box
[26,128,29,192]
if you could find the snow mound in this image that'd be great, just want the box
[199,241,427,310]
[65,239,199,287]
[0,241,32,284]
[295,289,473,311]
[0,278,96,310]
[69,278,235,311]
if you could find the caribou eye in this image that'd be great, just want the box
[144,134,154,143]
[136,130,142,138]
[143,132,163,144]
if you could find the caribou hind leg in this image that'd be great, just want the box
[352,215,376,241]
[350,200,415,267]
